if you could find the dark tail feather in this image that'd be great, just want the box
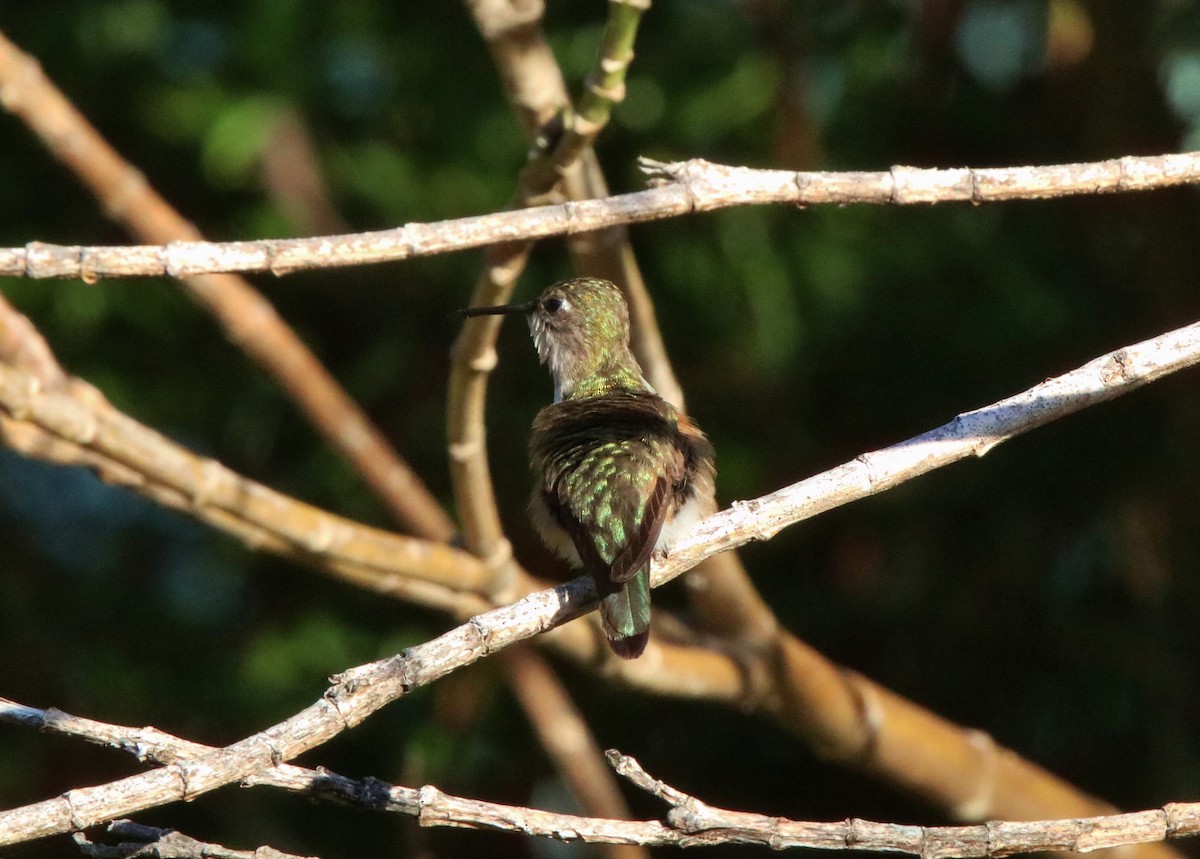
[599,570,651,659]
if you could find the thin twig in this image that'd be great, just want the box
[0,567,603,847]
[73,820,318,859]
[5,153,1200,281]
[516,0,651,193]
[0,28,455,540]
[606,752,1200,855]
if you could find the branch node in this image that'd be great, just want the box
[300,517,337,553]
[7,373,39,421]
[253,734,286,771]
[953,729,999,821]
[174,759,205,802]
[163,240,188,278]
[469,346,499,373]
[469,615,497,654]
[24,241,82,279]
[190,458,223,509]
[448,439,483,462]
[61,789,87,830]
[1100,349,1134,386]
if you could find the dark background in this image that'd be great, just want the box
[1,1,1199,856]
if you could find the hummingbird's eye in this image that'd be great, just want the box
[542,297,565,314]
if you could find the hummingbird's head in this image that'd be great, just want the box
[462,277,649,401]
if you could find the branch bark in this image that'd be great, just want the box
[74,820,318,859]
[5,153,1200,280]
[0,358,487,602]
[5,700,1199,855]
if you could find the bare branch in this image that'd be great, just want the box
[0,28,454,540]
[4,153,1199,281]
[0,360,487,602]
[658,320,1200,574]
[606,752,1200,855]
[517,0,651,193]
[8,700,1199,855]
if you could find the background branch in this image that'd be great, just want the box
[0,28,454,540]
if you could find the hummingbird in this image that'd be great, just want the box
[462,277,715,659]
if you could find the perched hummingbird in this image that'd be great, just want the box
[463,277,715,659]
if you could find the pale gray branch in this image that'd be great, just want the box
[657,317,1200,579]
[7,699,1200,855]
[2,152,1198,281]
[605,752,1200,855]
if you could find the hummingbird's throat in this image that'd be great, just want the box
[544,347,653,402]
[529,303,652,402]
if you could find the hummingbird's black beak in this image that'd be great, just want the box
[457,300,536,318]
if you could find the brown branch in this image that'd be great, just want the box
[0,359,487,602]
[450,0,651,587]
[0,335,750,703]
[0,28,454,541]
[74,820,318,859]
[6,700,1199,855]
[5,153,1200,281]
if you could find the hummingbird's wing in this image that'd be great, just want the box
[531,392,685,589]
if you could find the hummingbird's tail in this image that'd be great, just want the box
[599,570,651,659]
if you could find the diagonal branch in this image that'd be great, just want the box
[0,28,454,540]
[0,567,601,847]
[0,359,487,601]
[5,152,1200,281]
[0,338,749,703]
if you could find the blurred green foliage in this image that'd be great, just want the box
[2,1,1200,856]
